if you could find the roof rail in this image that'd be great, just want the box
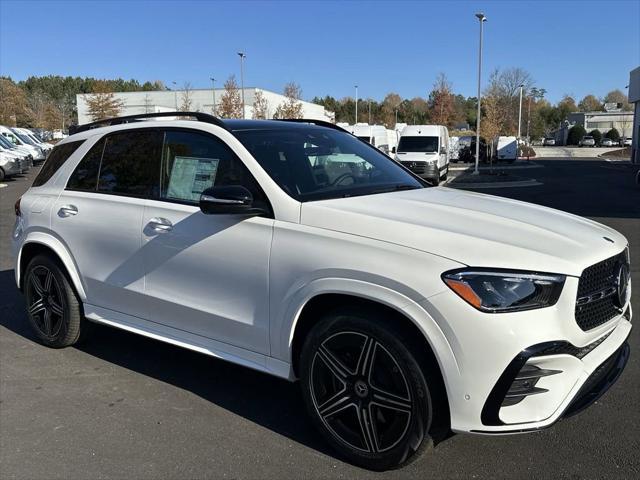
[68,111,227,135]
[278,118,349,133]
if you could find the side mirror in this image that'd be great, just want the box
[199,185,262,215]
[440,147,446,154]
[391,146,396,154]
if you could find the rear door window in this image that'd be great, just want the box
[66,138,105,192]
[32,140,84,187]
[97,130,162,198]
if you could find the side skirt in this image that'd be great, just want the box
[84,304,294,381]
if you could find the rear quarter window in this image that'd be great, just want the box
[32,140,84,187]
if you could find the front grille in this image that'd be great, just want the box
[400,161,426,174]
[575,250,629,331]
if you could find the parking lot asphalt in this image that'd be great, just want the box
[1,159,639,479]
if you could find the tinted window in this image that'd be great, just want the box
[234,127,424,202]
[32,140,84,187]
[66,138,104,191]
[98,130,162,197]
[161,130,267,207]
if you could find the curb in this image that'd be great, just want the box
[449,162,542,171]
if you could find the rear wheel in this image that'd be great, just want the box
[300,310,433,470]
[24,254,87,348]
[0,167,5,181]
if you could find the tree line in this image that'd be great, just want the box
[0,70,632,138]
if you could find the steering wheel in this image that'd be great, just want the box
[331,172,357,186]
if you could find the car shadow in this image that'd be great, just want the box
[0,268,337,459]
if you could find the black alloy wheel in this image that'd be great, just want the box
[300,311,433,470]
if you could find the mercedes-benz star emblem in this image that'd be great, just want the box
[613,262,630,309]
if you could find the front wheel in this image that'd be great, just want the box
[300,311,433,470]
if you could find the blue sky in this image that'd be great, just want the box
[1,0,638,103]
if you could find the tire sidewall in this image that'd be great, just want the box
[300,310,432,470]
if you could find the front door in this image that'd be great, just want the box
[141,129,273,355]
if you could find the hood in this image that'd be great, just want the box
[300,187,627,276]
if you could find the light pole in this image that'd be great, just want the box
[368,100,372,124]
[474,12,486,175]
[354,85,358,124]
[517,84,524,139]
[395,108,398,126]
[172,81,177,110]
[210,77,216,115]
[237,52,246,119]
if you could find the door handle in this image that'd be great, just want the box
[58,204,78,217]
[147,217,173,233]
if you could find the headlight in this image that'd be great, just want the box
[442,269,565,313]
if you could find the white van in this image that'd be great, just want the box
[395,125,450,185]
[351,123,390,153]
[493,136,518,162]
[0,125,45,162]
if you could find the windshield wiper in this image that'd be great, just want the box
[368,184,422,195]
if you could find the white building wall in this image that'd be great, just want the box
[76,88,333,125]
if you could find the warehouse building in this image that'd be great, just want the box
[567,110,634,138]
[76,87,334,125]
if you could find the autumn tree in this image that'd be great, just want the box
[429,73,455,126]
[0,77,31,126]
[273,82,304,119]
[578,94,602,112]
[252,89,269,119]
[85,80,124,121]
[218,75,243,118]
[381,93,402,127]
[480,95,502,157]
[179,82,193,111]
[603,89,631,111]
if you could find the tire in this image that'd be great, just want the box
[0,167,5,181]
[24,254,87,348]
[300,309,433,471]
[441,166,448,180]
[430,174,440,186]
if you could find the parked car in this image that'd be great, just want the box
[12,113,632,471]
[16,128,53,155]
[0,125,45,163]
[395,125,450,185]
[0,133,32,172]
[544,138,556,146]
[0,151,21,180]
[600,138,614,147]
[579,136,596,147]
[620,137,632,147]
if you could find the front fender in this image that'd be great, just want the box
[16,231,87,300]
[274,277,460,387]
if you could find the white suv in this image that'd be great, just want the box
[11,113,632,470]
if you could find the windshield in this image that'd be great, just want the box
[234,127,424,202]
[16,132,36,145]
[2,132,23,146]
[0,135,16,149]
[397,136,439,153]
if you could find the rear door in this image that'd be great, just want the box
[140,128,273,354]
[52,129,162,317]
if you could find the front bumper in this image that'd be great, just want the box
[2,161,21,176]
[422,274,632,434]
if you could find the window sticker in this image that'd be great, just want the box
[167,156,220,201]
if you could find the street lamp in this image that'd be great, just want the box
[172,81,177,110]
[474,12,486,175]
[237,52,246,119]
[354,85,358,124]
[210,77,216,115]
[517,84,524,139]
